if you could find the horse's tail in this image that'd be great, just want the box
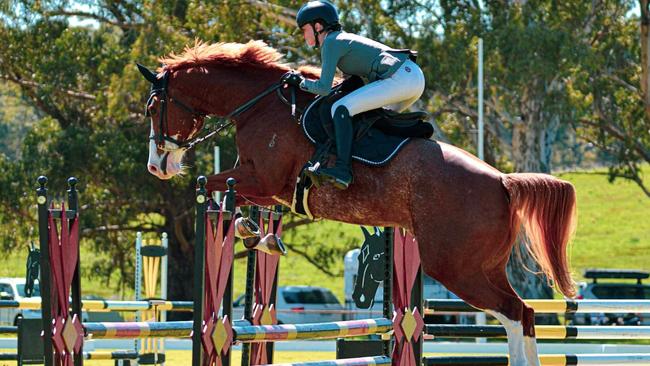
[502,173,577,298]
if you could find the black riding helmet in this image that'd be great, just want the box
[296,1,341,48]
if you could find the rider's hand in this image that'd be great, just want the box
[281,70,304,87]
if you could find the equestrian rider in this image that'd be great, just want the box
[282,0,426,190]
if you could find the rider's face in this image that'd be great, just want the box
[302,23,324,47]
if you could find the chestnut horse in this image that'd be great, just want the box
[139,41,577,366]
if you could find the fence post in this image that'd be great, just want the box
[37,176,53,366]
[191,176,208,366]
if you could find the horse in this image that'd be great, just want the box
[138,40,577,366]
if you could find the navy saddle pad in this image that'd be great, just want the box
[300,94,433,167]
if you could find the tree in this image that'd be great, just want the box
[573,0,649,197]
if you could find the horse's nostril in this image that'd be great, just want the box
[148,164,158,173]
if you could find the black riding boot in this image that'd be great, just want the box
[319,105,353,189]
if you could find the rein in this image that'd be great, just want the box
[146,71,300,152]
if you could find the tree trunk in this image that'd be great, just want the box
[163,162,200,320]
[641,0,650,119]
[165,210,197,320]
[510,95,552,173]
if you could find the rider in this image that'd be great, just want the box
[282,0,426,190]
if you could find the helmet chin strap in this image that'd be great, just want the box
[310,23,327,49]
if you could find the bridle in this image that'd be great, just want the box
[145,71,298,152]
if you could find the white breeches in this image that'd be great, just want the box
[331,60,425,118]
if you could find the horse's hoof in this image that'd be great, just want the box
[243,236,260,249]
[257,233,287,256]
[244,234,287,256]
[234,217,261,239]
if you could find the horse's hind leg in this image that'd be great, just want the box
[522,305,540,365]
[442,268,540,366]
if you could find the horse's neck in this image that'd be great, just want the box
[224,67,309,140]
[232,89,314,203]
[234,95,311,158]
[197,66,315,201]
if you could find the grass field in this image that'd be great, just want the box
[559,171,650,275]
[1,168,648,303]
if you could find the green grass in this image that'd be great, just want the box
[558,170,650,280]
[0,245,129,300]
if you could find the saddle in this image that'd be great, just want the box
[292,76,434,218]
[301,76,434,166]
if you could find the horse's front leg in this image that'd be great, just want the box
[206,164,290,208]
[205,165,267,196]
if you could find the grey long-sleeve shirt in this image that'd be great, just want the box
[300,31,408,96]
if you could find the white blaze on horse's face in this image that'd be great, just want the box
[147,122,185,179]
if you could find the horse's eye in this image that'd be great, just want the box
[373,254,381,260]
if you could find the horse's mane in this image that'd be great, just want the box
[159,40,291,73]
[159,40,321,79]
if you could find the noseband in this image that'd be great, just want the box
[145,71,297,152]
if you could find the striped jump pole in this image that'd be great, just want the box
[0,299,193,311]
[273,356,392,366]
[424,354,650,366]
[84,321,193,339]
[9,298,650,314]
[0,354,18,361]
[0,326,17,333]
[425,324,650,340]
[82,319,392,342]
[234,318,392,342]
[83,351,139,361]
[0,351,138,362]
[425,299,650,314]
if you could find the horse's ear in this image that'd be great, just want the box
[360,226,371,240]
[373,226,382,237]
[137,63,158,84]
